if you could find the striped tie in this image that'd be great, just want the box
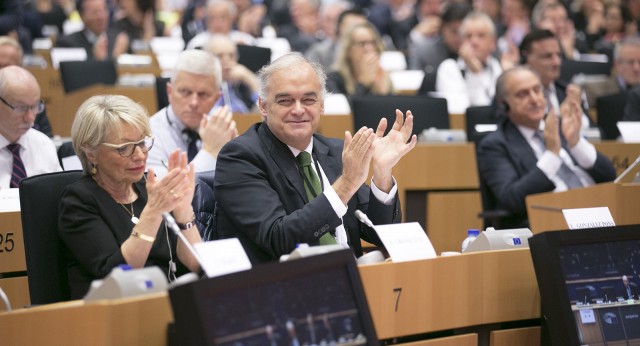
[7,143,26,188]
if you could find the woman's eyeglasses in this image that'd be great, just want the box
[101,137,155,157]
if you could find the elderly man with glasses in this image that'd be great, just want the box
[0,65,61,188]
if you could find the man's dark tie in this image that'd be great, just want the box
[182,129,200,162]
[534,131,584,189]
[297,152,337,245]
[7,143,26,188]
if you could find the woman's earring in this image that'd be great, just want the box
[90,164,97,175]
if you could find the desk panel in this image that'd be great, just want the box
[0,212,25,274]
[359,249,540,340]
[0,277,30,311]
[0,293,172,346]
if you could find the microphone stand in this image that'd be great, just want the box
[162,212,205,270]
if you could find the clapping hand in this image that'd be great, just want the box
[371,110,418,192]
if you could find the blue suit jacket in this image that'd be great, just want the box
[477,117,616,228]
[214,123,401,264]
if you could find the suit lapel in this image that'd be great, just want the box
[503,121,539,171]
[313,138,341,184]
[258,124,308,203]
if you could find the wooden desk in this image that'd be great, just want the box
[593,141,640,177]
[0,292,172,346]
[46,84,157,137]
[0,211,30,311]
[395,143,483,253]
[360,249,540,340]
[0,250,539,345]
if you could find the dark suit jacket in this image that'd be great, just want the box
[56,29,118,60]
[477,118,617,228]
[408,36,455,73]
[214,123,401,264]
[624,85,640,121]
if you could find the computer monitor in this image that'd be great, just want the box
[529,224,640,346]
[599,286,617,303]
[574,286,593,305]
[169,249,378,346]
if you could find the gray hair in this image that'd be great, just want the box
[207,0,237,18]
[204,34,238,57]
[495,66,541,105]
[71,95,150,175]
[614,37,640,61]
[532,2,566,26]
[0,36,23,67]
[171,49,222,87]
[460,11,496,37]
[257,52,327,101]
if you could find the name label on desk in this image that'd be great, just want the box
[563,207,616,229]
[194,238,252,278]
[0,189,20,212]
[374,222,437,262]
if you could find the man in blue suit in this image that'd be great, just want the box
[214,53,417,264]
[477,66,616,228]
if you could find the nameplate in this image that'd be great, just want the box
[374,222,437,262]
[0,189,20,212]
[562,207,616,229]
[194,238,252,278]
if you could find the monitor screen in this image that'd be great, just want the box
[169,249,378,346]
[529,224,640,346]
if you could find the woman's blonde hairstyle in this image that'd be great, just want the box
[71,95,150,175]
[332,21,385,95]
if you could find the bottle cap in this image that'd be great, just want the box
[468,229,480,236]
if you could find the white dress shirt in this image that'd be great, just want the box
[289,140,397,247]
[0,130,61,189]
[436,56,502,114]
[148,106,217,177]
[516,123,596,192]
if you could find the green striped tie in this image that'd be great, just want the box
[297,152,337,245]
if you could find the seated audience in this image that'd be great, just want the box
[582,38,640,106]
[112,0,165,49]
[520,29,592,128]
[477,67,616,228]
[56,0,129,61]
[408,2,471,73]
[306,8,368,71]
[186,0,254,50]
[147,49,237,177]
[0,66,60,189]
[327,22,393,98]
[436,11,502,114]
[304,0,352,70]
[0,35,52,137]
[532,1,589,60]
[205,35,259,113]
[58,94,202,299]
[277,0,322,53]
[592,3,637,62]
[214,53,417,264]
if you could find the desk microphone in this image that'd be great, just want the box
[162,212,205,271]
[354,210,375,228]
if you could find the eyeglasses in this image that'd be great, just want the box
[0,95,45,114]
[101,137,155,157]
[352,40,377,48]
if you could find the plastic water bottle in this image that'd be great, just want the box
[461,229,480,252]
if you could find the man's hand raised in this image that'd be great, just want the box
[371,109,418,192]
